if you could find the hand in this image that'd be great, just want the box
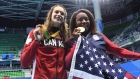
[33,24,43,42]
[72,28,81,40]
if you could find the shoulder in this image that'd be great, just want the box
[27,29,35,37]
[26,29,35,41]
[29,29,35,34]
[93,32,105,37]
[97,32,104,35]
[94,33,109,41]
[97,32,107,38]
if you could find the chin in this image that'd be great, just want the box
[52,21,62,25]
[85,27,89,31]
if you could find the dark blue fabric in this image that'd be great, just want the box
[87,33,106,52]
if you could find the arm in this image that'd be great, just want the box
[65,38,77,71]
[102,34,140,59]
[20,29,40,68]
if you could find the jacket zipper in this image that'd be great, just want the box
[56,54,58,79]
[56,39,59,79]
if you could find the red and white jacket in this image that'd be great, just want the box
[20,29,67,79]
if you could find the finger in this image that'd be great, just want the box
[76,28,81,31]
[35,27,41,32]
[76,28,81,33]
[73,31,81,36]
[77,32,81,35]
[38,34,44,40]
[74,28,80,33]
[41,33,44,38]
[34,27,41,35]
[73,28,77,32]
[36,24,42,28]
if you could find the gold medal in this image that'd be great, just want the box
[40,24,47,34]
[77,27,85,32]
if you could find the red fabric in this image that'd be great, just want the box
[3,76,9,79]
[125,72,136,79]
[20,29,67,79]
[65,42,76,71]
[102,34,140,59]
[73,77,83,79]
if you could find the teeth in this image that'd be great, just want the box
[57,17,62,21]
[58,16,61,20]
[55,15,62,21]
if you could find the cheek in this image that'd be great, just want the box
[51,15,54,21]
[76,22,79,26]
[76,21,80,25]
[88,21,90,25]
[51,13,55,19]
[87,24,90,30]
[62,16,65,21]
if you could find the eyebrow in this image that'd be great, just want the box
[77,16,88,19]
[55,10,64,13]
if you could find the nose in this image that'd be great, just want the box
[57,12,61,15]
[82,19,86,23]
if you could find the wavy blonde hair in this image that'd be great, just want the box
[43,4,68,43]
[69,9,98,37]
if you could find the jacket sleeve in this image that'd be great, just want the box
[102,34,140,59]
[20,29,40,68]
[65,38,77,71]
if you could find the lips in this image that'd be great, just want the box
[78,23,89,32]
[81,23,88,27]
[54,15,62,21]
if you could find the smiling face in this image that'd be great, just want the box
[76,12,90,31]
[51,6,65,26]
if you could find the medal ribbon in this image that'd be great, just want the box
[44,31,60,39]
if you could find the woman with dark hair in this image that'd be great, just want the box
[65,9,140,79]
[20,4,68,79]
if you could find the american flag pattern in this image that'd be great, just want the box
[68,36,136,79]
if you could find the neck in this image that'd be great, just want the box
[51,21,61,27]
[50,27,60,32]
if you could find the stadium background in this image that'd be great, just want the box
[0,0,140,79]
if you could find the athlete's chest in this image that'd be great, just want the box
[41,38,64,48]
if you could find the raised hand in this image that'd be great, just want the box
[33,24,44,42]
[72,28,81,40]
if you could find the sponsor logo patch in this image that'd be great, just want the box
[92,35,99,40]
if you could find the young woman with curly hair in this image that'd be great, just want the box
[20,4,68,79]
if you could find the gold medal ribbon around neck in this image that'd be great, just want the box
[40,24,60,39]
[44,30,60,39]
